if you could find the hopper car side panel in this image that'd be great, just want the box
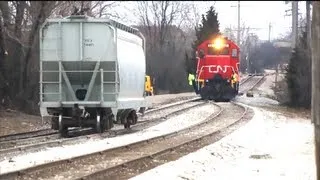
[116,28,147,109]
[39,16,148,137]
[40,21,118,108]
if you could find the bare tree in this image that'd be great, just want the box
[0,1,132,112]
[134,1,194,93]
[50,1,120,19]
[224,22,256,73]
[0,1,62,111]
[136,1,188,51]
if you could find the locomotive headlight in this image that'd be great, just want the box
[212,38,226,49]
[213,38,223,49]
[208,37,228,49]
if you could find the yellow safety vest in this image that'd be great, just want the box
[188,74,195,86]
[233,74,238,82]
[231,73,238,86]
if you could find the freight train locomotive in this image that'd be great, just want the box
[194,36,240,101]
[39,15,148,137]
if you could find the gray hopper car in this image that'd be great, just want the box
[39,15,149,137]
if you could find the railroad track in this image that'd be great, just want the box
[0,96,201,144]
[0,74,266,180]
[78,103,254,180]
[0,102,254,180]
[0,98,205,161]
[239,74,266,94]
[0,102,220,180]
[0,129,56,143]
[0,96,199,143]
[0,75,264,153]
[0,74,259,143]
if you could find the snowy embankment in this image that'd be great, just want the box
[131,105,315,180]
[0,103,218,175]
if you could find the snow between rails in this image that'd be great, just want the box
[0,103,218,175]
[130,106,315,180]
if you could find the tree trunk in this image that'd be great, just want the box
[14,1,27,93]
[311,2,320,180]
[0,2,9,105]
[22,2,47,91]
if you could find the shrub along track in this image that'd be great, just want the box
[0,98,204,161]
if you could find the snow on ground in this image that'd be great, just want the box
[235,96,280,107]
[145,92,197,108]
[236,70,283,107]
[0,92,197,136]
[0,103,218,175]
[256,71,285,98]
[257,74,277,97]
[130,72,315,180]
[131,106,315,180]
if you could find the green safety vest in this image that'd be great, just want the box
[188,74,195,85]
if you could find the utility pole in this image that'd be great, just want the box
[237,1,240,46]
[246,35,252,74]
[306,1,312,53]
[236,1,244,74]
[292,1,299,49]
[268,22,272,42]
[311,2,320,180]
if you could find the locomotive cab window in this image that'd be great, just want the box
[198,49,205,58]
[231,49,238,57]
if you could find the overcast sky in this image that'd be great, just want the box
[112,1,307,41]
[213,1,307,41]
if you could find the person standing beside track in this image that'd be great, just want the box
[188,71,199,94]
[231,70,239,92]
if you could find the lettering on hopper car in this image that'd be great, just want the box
[84,39,94,47]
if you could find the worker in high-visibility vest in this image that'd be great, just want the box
[231,71,239,89]
[188,73,199,94]
[188,73,195,86]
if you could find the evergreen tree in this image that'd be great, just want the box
[285,31,311,108]
[185,6,220,74]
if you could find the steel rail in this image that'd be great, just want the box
[0,101,206,162]
[0,102,221,179]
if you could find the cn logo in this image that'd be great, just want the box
[205,65,235,73]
